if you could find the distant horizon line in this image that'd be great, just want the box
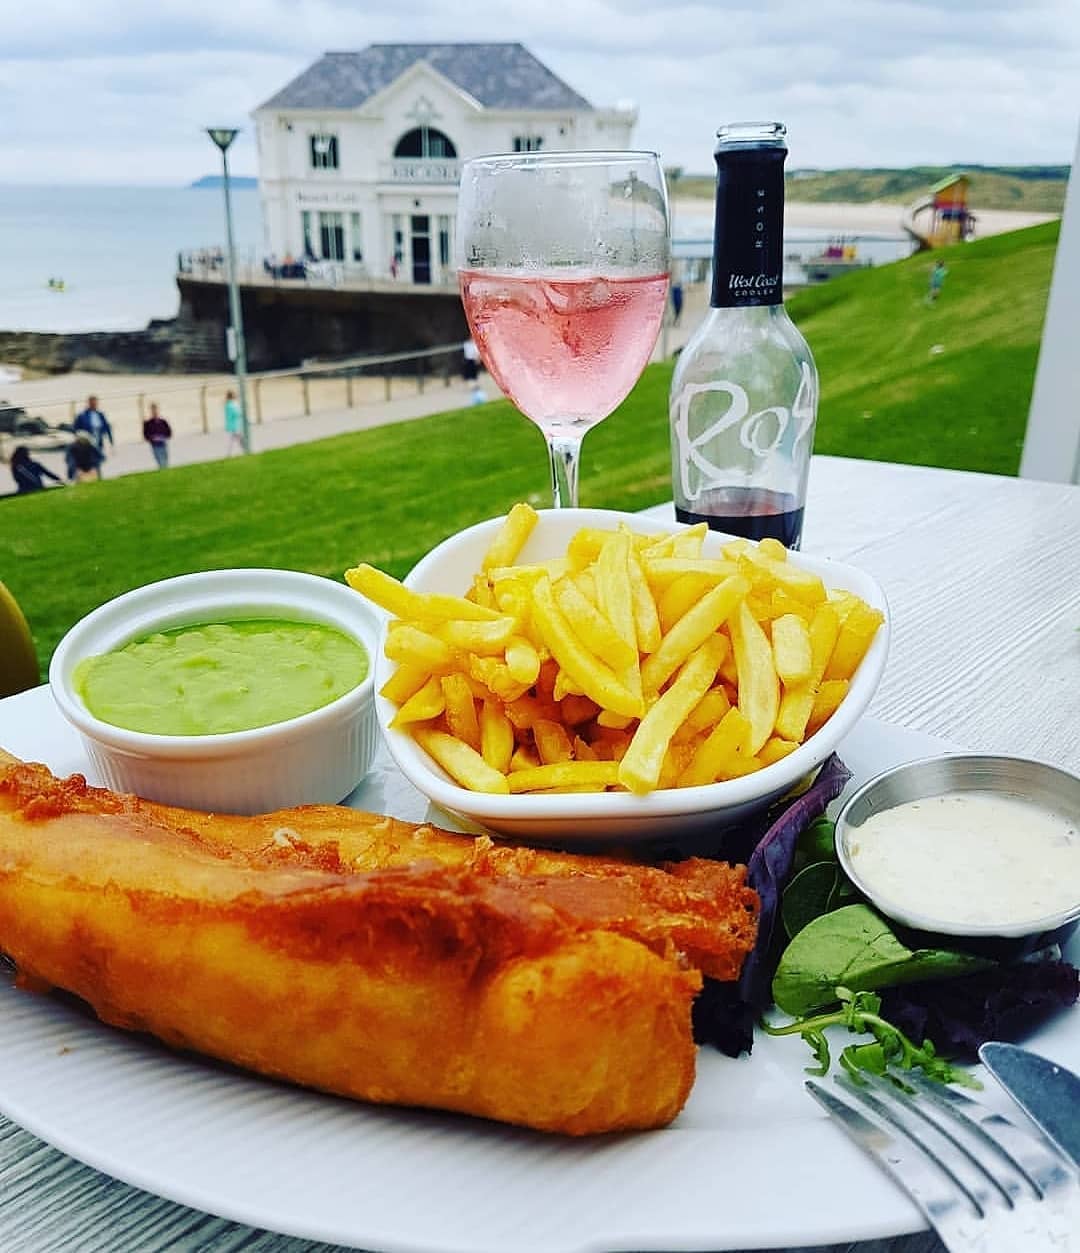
[0,159,1069,190]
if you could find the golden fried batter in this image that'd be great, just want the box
[0,753,758,1135]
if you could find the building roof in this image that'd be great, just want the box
[258,43,594,113]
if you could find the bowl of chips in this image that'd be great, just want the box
[351,506,889,843]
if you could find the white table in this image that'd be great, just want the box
[1,455,1078,1253]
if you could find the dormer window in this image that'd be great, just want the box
[512,135,544,152]
[310,133,339,170]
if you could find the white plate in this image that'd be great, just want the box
[0,687,1077,1253]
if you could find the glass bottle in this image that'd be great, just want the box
[669,121,818,548]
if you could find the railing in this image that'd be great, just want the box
[377,158,461,184]
[176,250,457,290]
[0,342,471,461]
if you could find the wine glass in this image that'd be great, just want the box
[456,151,670,507]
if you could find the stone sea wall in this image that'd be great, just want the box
[0,321,178,375]
[0,280,471,376]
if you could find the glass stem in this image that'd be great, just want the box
[547,434,583,509]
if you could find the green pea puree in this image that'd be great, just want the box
[75,618,369,736]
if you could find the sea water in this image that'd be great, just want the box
[0,184,262,334]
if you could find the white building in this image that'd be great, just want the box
[254,43,637,286]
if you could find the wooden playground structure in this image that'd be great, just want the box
[903,173,977,250]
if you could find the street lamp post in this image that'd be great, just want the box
[206,127,251,454]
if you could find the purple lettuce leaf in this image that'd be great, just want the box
[693,753,852,1056]
[878,959,1080,1059]
[738,752,853,1011]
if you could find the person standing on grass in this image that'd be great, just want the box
[224,389,245,456]
[73,395,113,474]
[926,259,948,304]
[142,402,172,469]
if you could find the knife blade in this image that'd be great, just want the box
[979,1041,1080,1169]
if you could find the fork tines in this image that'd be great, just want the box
[807,1071,1080,1253]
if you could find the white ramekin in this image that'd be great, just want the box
[49,568,380,815]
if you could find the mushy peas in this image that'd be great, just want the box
[76,619,369,736]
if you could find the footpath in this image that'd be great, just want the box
[27,310,700,484]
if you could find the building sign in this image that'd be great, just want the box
[297,189,363,206]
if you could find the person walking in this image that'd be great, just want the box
[670,280,684,326]
[73,395,114,474]
[9,446,63,494]
[223,389,246,456]
[142,402,172,469]
[462,337,480,385]
[926,259,948,304]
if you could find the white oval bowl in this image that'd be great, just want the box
[49,569,380,815]
[374,508,890,844]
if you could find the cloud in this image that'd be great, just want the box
[1,0,1077,184]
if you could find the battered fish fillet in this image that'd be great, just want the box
[0,752,758,1136]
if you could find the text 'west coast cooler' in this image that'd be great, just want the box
[669,122,818,548]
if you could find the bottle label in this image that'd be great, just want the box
[672,364,815,502]
[711,147,786,309]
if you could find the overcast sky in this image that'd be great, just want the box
[2,0,1078,184]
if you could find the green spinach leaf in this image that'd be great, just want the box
[781,861,861,939]
[772,904,995,1016]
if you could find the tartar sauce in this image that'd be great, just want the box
[846,791,1080,928]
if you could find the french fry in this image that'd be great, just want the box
[807,678,850,736]
[640,575,748,694]
[552,669,585,701]
[379,661,432,705]
[504,694,561,730]
[627,547,662,654]
[384,625,453,670]
[507,761,620,793]
[441,673,481,750]
[480,502,539,572]
[730,599,780,756]
[595,532,637,651]
[657,572,717,633]
[641,556,738,593]
[479,700,515,773]
[678,707,753,787]
[509,743,540,772]
[771,613,813,686]
[824,602,885,681]
[684,685,732,734]
[670,523,708,557]
[466,655,531,704]
[552,578,637,671]
[346,564,501,622]
[759,736,800,766]
[757,537,788,562]
[504,636,541,686]
[530,576,643,718]
[390,675,445,727]
[619,636,727,794]
[413,728,509,793]
[436,615,517,654]
[467,573,497,609]
[775,603,841,742]
[558,696,601,726]
[533,718,574,765]
[737,550,826,605]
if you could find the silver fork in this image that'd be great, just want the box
[806,1070,1080,1253]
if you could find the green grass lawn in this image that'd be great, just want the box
[2,221,1058,675]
